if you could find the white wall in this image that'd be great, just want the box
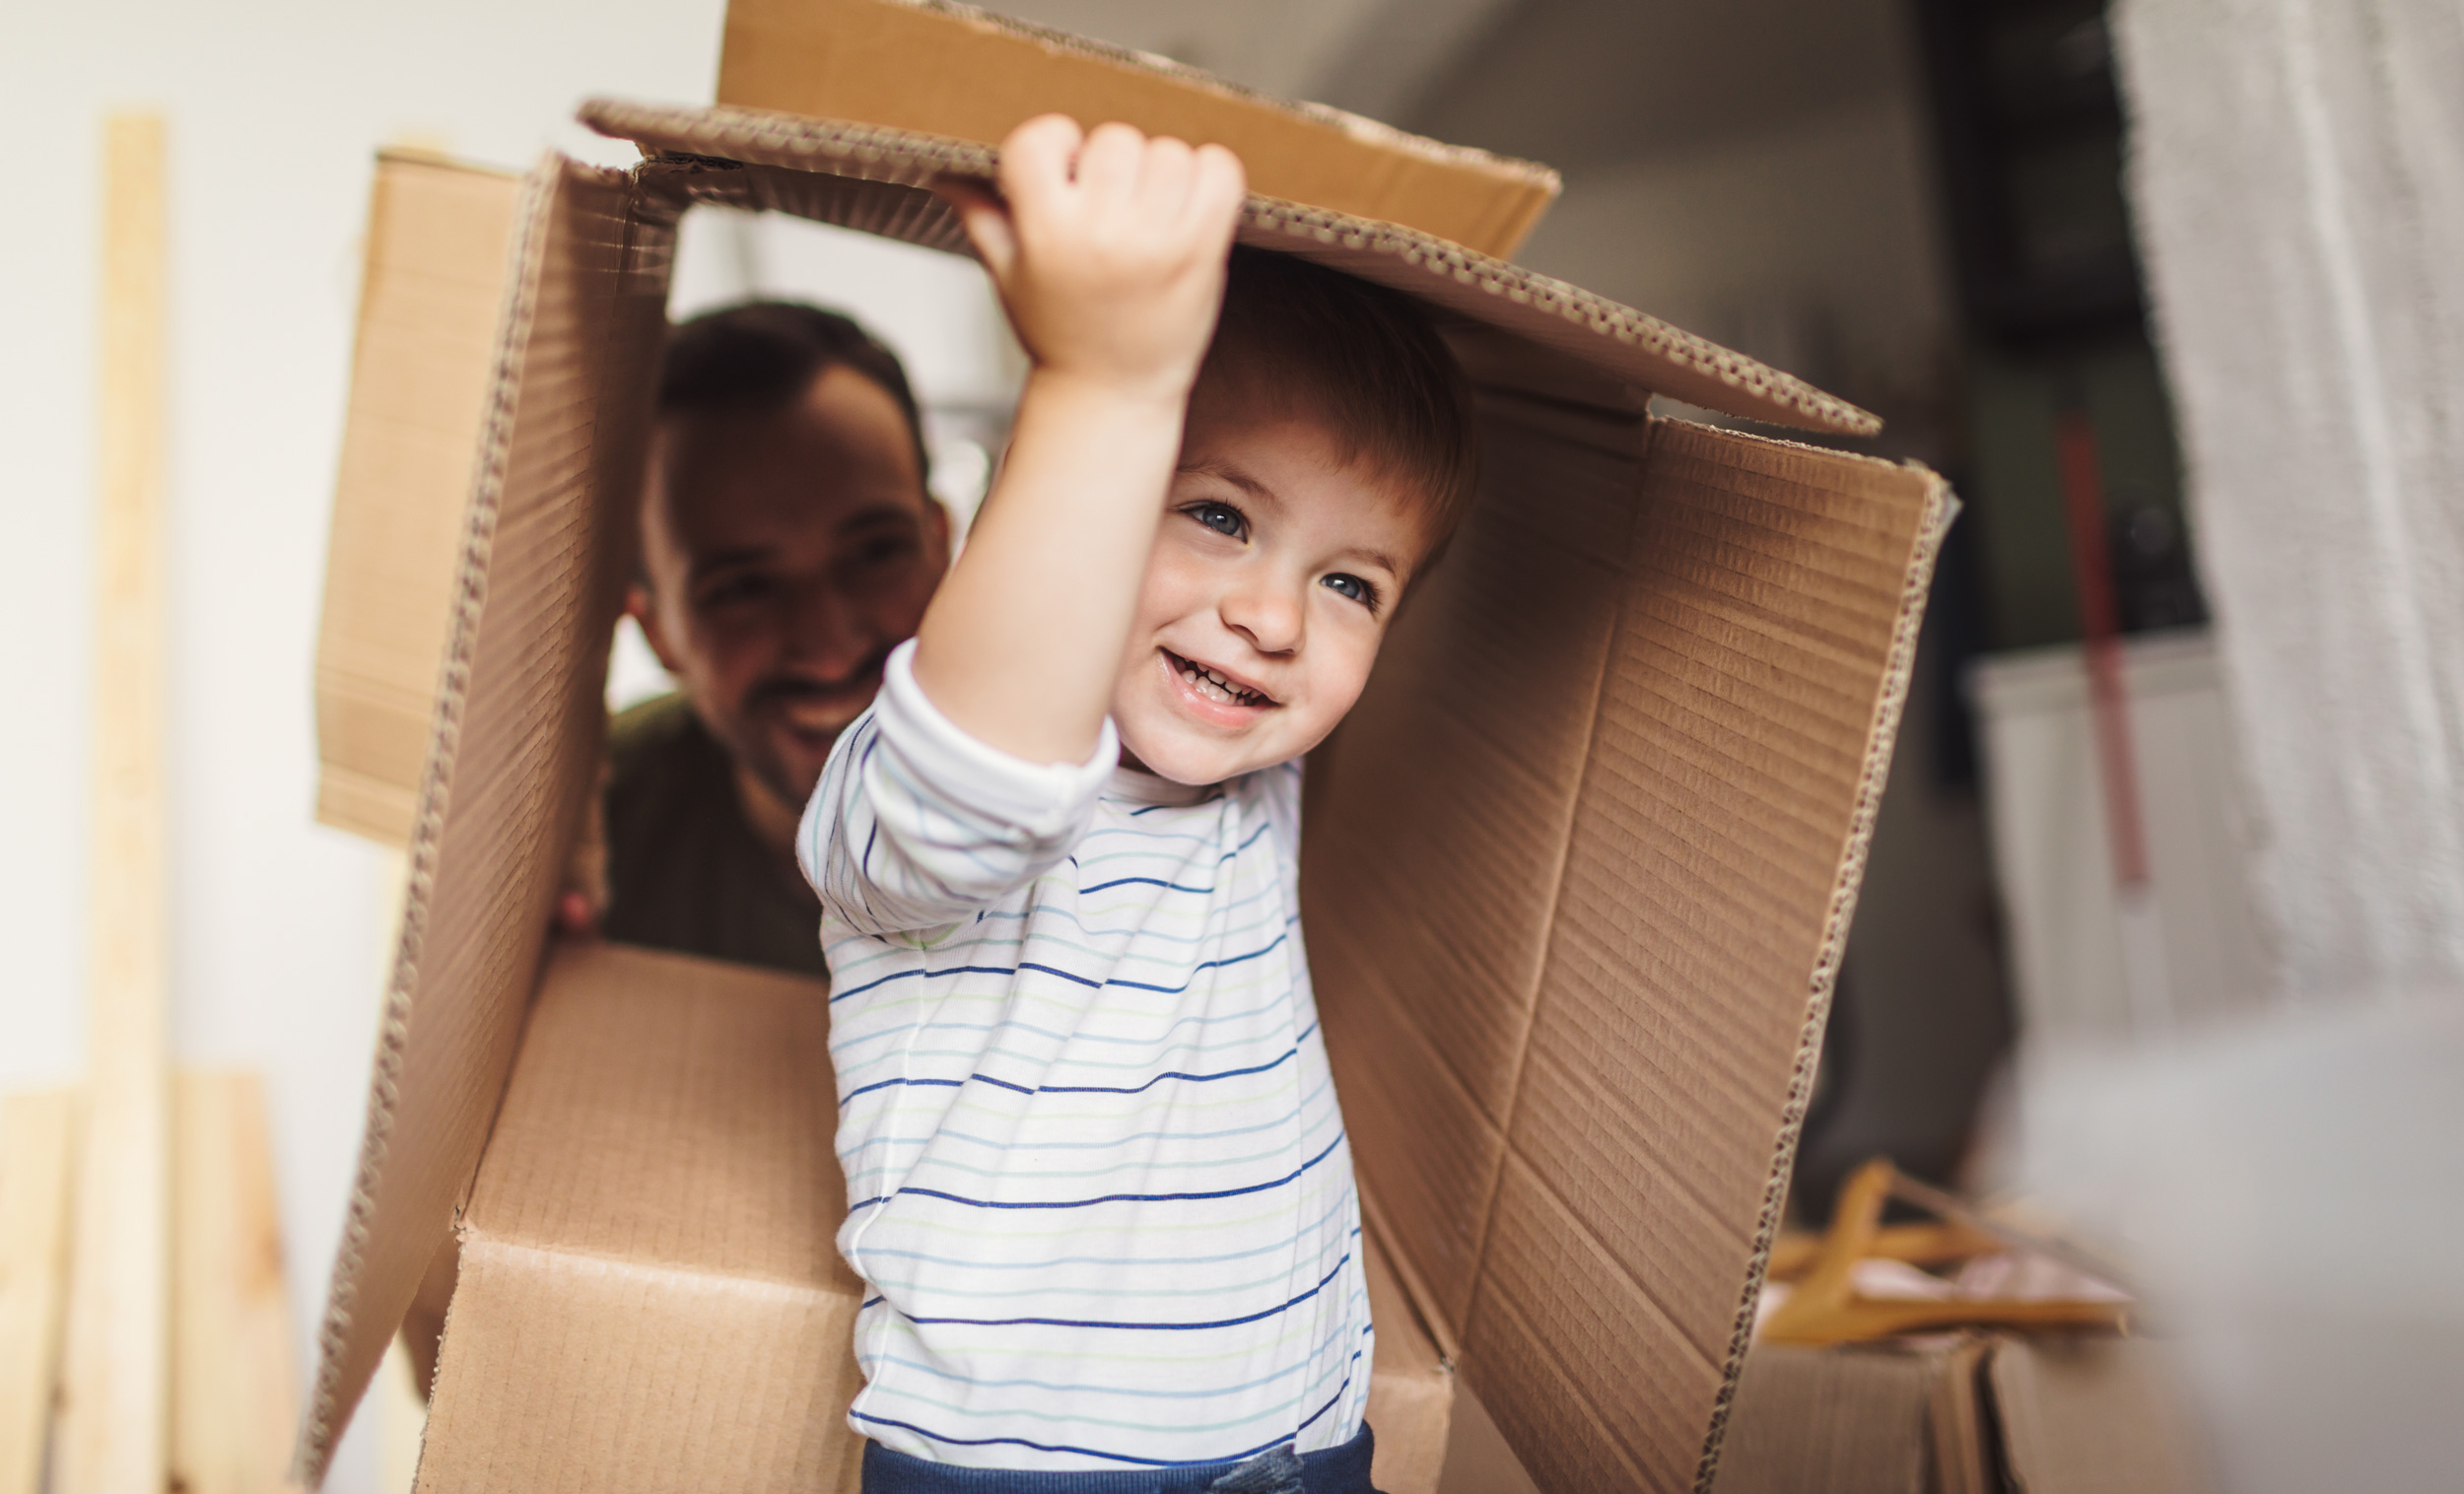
[0,3,729,1487]
[1514,95,1956,402]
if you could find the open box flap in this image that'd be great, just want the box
[579,100,1881,439]
[314,153,522,846]
[717,0,1562,262]
[1307,413,1951,1490]
[297,154,676,1483]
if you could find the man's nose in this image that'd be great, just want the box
[1221,578,1304,654]
[783,581,871,675]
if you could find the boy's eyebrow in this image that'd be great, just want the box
[1334,544,1404,577]
[1178,458,1279,506]
[1182,460,1406,577]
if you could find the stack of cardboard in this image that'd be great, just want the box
[296,2,1953,1489]
[1719,1333,2207,1494]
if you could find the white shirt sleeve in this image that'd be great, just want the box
[797,639,1119,938]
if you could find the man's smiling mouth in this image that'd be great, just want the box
[1164,648,1274,708]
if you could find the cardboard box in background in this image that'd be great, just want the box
[299,11,1948,1491]
[1715,1333,2210,1494]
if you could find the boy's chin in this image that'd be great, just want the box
[1115,723,1277,787]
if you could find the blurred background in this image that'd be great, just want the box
[5,0,2459,1490]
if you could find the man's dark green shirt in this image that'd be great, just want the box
[601,693,830,981]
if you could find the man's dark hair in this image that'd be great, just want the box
[658,300,931,483]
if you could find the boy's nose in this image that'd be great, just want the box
[1221,582,1303,654]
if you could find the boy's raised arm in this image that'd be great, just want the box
[915,116,1246,766]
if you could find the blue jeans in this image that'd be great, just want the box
[859,1425,1381,1494]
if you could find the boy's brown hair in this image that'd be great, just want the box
[1199,248,1478,574]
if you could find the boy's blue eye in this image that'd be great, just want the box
[1186,501,1246,539]
[1321,573,1377,609]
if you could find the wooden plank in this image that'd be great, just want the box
[0,1090,80,1494]
[171,1071,298,1494]
[57,110,174,1494]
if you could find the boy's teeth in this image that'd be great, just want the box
[1176,655,1261,706]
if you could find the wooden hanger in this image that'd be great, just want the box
[1757,1159,2130,1348]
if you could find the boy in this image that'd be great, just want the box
[800,115,1473,1490]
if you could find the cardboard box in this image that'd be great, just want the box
[299,25,1945,1494]
[1716,1334,2210,1494]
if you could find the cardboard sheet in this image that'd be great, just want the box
[717,0,1559,261]
[298,156,671,1480]
[1307,411,1950,1490]
[581,101,1882,441]
[315,154,520,846]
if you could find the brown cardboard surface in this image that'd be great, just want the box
[417,942,1454,1494]
[581,101,1882,440]
[304,84,1945,1494]
[298,154,670,1483]
[1711,1342,1946,1494]
[416,942,865,1493]
[1361,1230,1455,1494]
[1990,1335,2209,1494]
[1308,415,1949,1492]
[314,153,520,846]
[717,0,1558,261]
[1714,1333,2206,1494]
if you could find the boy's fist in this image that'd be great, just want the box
[939,116,1247,407]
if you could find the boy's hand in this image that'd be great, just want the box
[940,116,1247,408]
[912,120,1245,766]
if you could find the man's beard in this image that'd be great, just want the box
[734,644,897,807]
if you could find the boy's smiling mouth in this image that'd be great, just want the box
[1162,647,1276,713]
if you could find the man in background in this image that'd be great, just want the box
[583,300,952,978]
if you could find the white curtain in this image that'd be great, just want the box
[2112,0,2464,1003]
[2006,12,2464,1490]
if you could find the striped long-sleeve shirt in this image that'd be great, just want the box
[797,640,1371,1471]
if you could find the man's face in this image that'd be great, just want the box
[1111,384,1429,786]
[636,365,948,813]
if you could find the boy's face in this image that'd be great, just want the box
[1113,385,1429,785]
[635,365,949,816]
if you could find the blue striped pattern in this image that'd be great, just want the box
[798,644,1370,1471]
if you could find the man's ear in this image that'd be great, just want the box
[626,582,688,675]
[924,495,955,572]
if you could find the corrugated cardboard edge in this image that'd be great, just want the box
[292,156,562,1488]
[577,100,1880,439]
[1685,458,1957,1494]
